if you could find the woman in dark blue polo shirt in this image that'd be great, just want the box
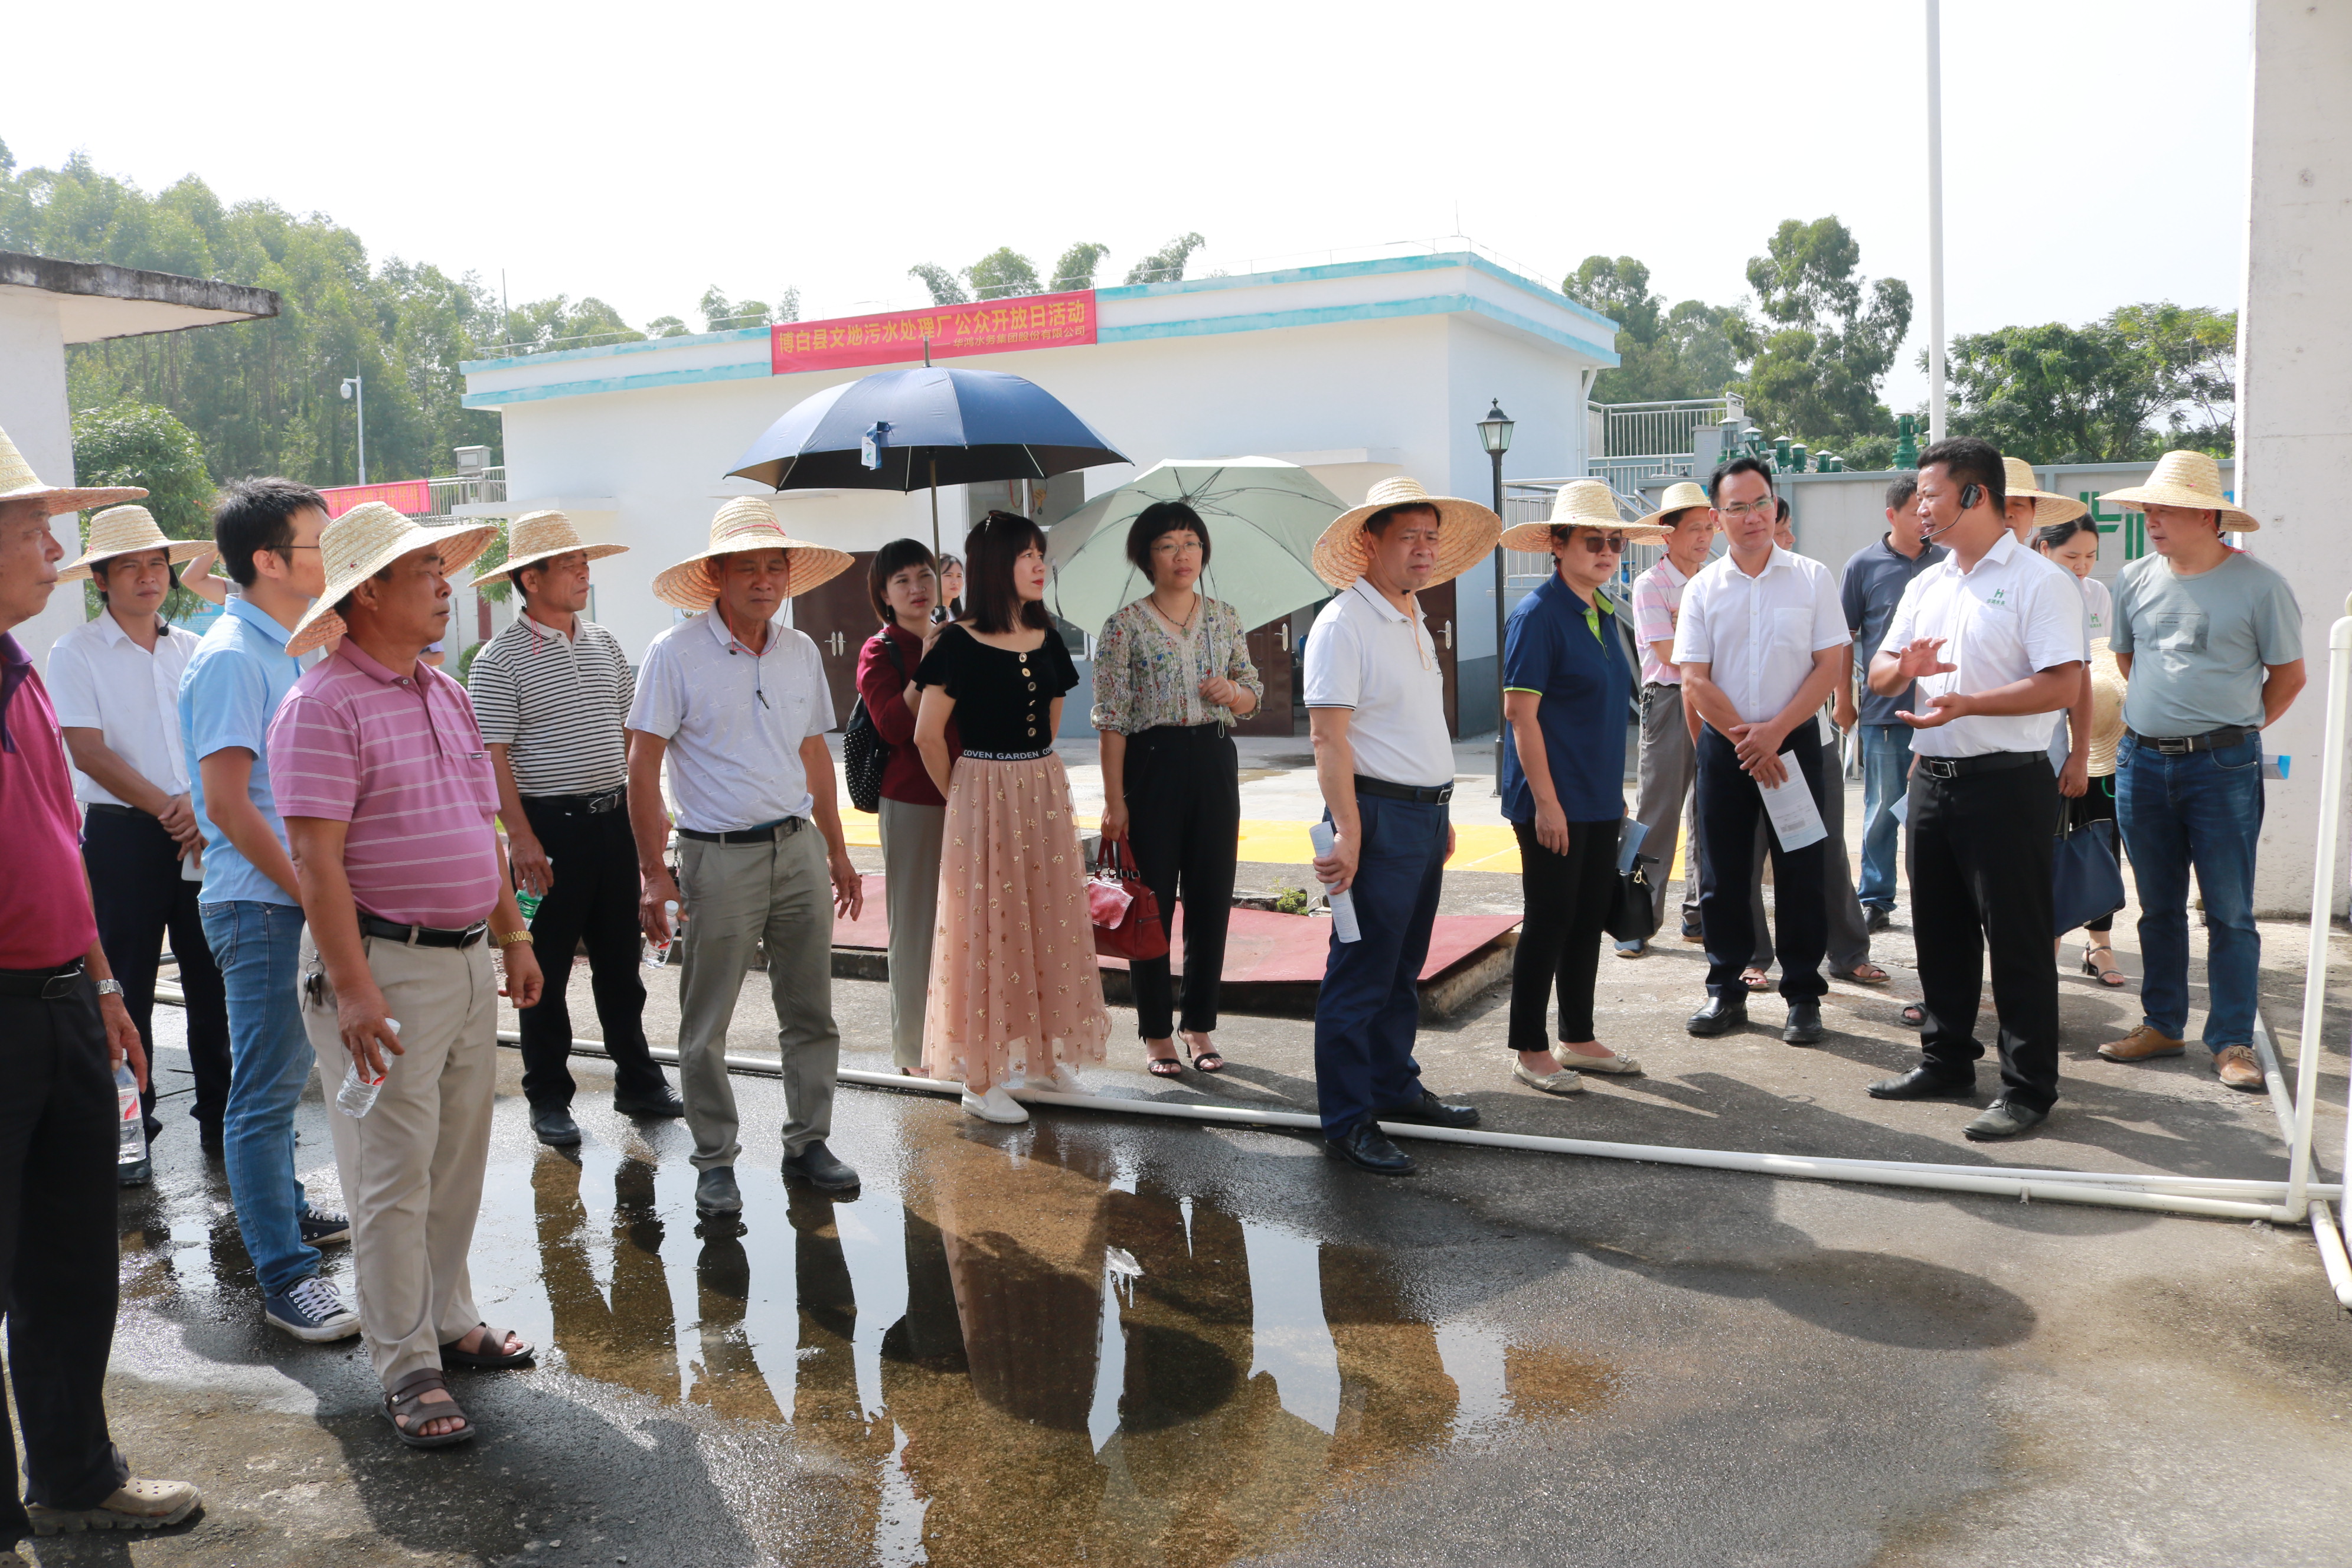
[1500,482,1667,1095]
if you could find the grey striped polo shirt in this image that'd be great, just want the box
[465,612,634,796]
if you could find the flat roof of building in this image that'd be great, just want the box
[0,251,279,343]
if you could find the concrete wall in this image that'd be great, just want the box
[0,290,84,665]
[2240,0,2352,917]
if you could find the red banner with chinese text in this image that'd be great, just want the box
[317,480,433,519]
[770,289,1097,375]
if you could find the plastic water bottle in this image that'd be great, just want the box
[1306,822,1363,944]
[116,1062,151,1187]
[514,887,543,922]
[642,900,681,969]
[336,1019,398,1119]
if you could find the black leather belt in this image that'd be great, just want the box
[1354,774,1453,804]
[85,801,145,818]
[528,788,626,816]
[678,818,803,844]
[2127,726,2255,756]
[1916,751,2042,782]
[359,915,489,949]
[0,961,86,999]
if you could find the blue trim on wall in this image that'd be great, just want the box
[463,359,773,409]
[460,325,770,374]
[1100,292,1620,366]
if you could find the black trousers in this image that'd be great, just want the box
[1121,725,1240,1038]
[1508,817,1621,1050]
[81,806,230,1140]
[0,977,131,1541]
[1911,758,2062,1110]
[1695,718,1828,1000]
[517,795,669,1109]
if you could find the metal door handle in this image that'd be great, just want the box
[1278,623,1290,652]
[1442,620,1454,650]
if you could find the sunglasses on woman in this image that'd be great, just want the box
[1552,530,1626,554]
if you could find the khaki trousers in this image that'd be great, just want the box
[299,931,497,1389]
[878,798,945,1071]
[1632,682,1703,923]
[675,824,839,1170]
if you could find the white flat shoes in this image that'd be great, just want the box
[1513,1061,1585,1095]
[1012,1062,1093,1099]
[961,1083,1031,1123]
[1554,1045,1642,1076]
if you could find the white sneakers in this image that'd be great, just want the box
[961,1083,1030,1123]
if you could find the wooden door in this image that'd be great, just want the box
[793,550,876,731]
[1419,578,1461,736]
[1233,616,1295,737]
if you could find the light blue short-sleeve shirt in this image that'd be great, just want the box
[179,595,305,906]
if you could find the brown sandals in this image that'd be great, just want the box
[440,1323,534,1370]
[384,1369,473,1448]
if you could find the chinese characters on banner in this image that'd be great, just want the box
[770,289,1097,374]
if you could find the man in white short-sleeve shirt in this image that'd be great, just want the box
[625,501,866,1213]
[1864,438,2085,1141]
[1672,457,1849,1044]
[1301,478,1488,1177]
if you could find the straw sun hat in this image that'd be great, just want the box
[463,509,628,588]
[1498,479,1668,554]
[1636,479,1715,531]
[0,423,146,515]
[1311,476,1501,590]
[57,504,207,582]
[286,502,499,657]
[2086,640,2128,776]
[2098,450,2256,533]
[2001,458,2089,527]
[650,496,855,610]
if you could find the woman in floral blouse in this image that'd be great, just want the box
[1091,501,1264,1076]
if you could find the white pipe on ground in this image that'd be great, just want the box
[2287,604,2352,1218]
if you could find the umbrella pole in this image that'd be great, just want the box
[929,457,940,556]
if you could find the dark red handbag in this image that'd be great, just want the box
[1089,838,1170,961]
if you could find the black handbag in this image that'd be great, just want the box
[841,632,906,815]
[1605,851,1662,943]
[2053,818,2126,934]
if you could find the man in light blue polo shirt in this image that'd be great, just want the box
[179,478,359,1343]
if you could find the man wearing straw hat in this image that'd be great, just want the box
[627,497,867,1215]
[49,504,229,1161]
[0,423,202,1536]
[270,502,546,1447]
[464,512,683,1147]
[1622,480,1718,955]
[1303,477,1489,1175]
[2094,452,2304,1091]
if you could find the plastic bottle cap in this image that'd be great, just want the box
[664,900,680,914]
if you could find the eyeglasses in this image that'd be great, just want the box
[1578,533,1628,554]
[1717,501,1775,521]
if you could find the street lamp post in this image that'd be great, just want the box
[1476,399,1514,785]
[339,371,367,485]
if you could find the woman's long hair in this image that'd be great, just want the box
[962,511,1054,634]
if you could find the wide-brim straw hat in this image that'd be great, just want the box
[463,509,628,588]
[1498,479,1669,553]
[2001,458,2088,527]
[1312,476,1501,590]
[1636,479,1715,531]
[286,502,500,657]
[2086,639,2128,775]
[58,504,207,581]
[651,496,855,610]
[0,423,146,515]
[2098,450,2256,532]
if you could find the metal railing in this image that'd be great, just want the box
[1587,396,1743,459]
[424,469,506,515]
[1500,481,1663,597]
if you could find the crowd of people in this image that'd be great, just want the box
[0,409,2306,1515]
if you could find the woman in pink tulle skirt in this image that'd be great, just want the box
[912,511,1112,1122]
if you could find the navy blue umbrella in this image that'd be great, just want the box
[724,366,1128,550]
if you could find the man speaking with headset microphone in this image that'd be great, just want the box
[1861,438,2086,1140]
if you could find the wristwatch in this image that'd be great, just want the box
[96,979,123,997]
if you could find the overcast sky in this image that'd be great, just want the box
[11,0,2249,410]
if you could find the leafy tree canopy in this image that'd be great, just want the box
[1947,303,2236,463]
[965,247,1042,300]
[1051,241,1110,292]
[1563,256,1739,407]
[1730,215,1912,449]
[908,263,969,306]
[1125,233,1204,286]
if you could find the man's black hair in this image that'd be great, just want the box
[214,476,328,588]
[1917,437,2006,516]
[1707,455,1776,501]
[1364,501,1440,538]
[1884,473,1918,512]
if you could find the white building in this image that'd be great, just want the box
[457,251,1620,738]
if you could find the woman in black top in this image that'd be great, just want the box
[913,512,1112,1124]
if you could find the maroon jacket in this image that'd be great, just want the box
[856,622,959,807]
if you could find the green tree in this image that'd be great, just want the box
[646,315,690,338]
[907,263,969,306]
[1562,256,1740,406]
[69,402,214,619]
[2110,301,2235,450]
[965,247,1041,299]
[1944,308,2239,463]
[1731,216,1912,449]
[1051,241,1110,291]
[1125,233,1204,286]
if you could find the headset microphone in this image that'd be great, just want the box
[1919,482,1985,542]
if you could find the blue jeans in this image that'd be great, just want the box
[2114,734,2264,1050]
[1857,725,1913,912]
[201,900,322,1296]
[1313,794,1446,1136]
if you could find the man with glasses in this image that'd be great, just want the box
[1672,456,1850,1044]
[1623,483,1716,956]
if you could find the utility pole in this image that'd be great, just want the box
[339,370,367,485]
[1926,0,1948,446]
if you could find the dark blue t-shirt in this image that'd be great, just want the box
[1499,572,1632,825]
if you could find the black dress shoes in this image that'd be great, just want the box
[531,1105,583,1146]
[1782,1000,1824,1045]
[613,1086,688,1118]
[782,1140,861,1192]
[1866,1066,1975,1100]
[1376,1090,1479,1129]
[1327,1122,1416,1175]
[1964,1099,2049,1140]
[1687,996,1748,1037]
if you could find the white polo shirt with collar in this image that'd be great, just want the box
[1879,529,2087,760]
[46,610,202,805]
[1670,545,1849,724]
[626,608,834,832]
[1302,578,1455,789]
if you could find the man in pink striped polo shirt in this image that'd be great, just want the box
[268,502,544,1449]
